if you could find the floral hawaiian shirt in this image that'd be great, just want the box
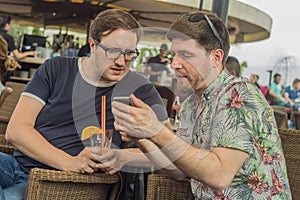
[177,70,291,200]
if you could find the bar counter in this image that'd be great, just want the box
[10,57,46,84]
[18,57,46,65]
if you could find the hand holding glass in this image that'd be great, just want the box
[89,129,113,152]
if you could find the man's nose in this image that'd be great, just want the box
[114,54,126,66]
[171,55,182,69]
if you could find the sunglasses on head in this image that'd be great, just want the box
[179,13,223,50]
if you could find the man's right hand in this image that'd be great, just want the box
[69,148,99,173]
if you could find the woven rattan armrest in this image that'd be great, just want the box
[146,173,193,200]
[25,168,121,200]
[0,134,15,155]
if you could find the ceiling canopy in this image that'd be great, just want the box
[0,0,272,44]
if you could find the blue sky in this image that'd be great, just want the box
[230,0,300,86]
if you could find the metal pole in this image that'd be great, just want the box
[212,0,229,24]
[267,70,273,86]
[284,56,289,87]
[199,0,203,11]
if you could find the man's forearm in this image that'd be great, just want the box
[136,138,186,180]
[6,124,73,171]
[148,126,247,191]
[121,148,154,167]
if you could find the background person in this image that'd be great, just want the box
[225,55,240,77]
[0,16,35,60]
[284,78,300,111]
[268,73,287,105]
[0,35,21,88]
[1,9,168,200]
[146,43,171,83]
[77,42,90,57]
[250,73,260,88]
[112,11,291,199]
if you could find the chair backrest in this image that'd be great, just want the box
[0,86,13,109]
[25,168,121,200]
[0,81,27,134]
[278,128,300,199]
[155,84,176,117]
[273,110,289,129]
[0,134,15,155]
[146,174,194,200]
[0,81,26,119]
[294,111,300,130]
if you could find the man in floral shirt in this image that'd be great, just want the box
[177,71,291,199]
[112,11,291,199]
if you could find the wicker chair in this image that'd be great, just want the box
[146,174,193,200]
[0,135,121,200]
[278,128,300,199]
[0,134,15,155]
[0,86,13,109]
[155,84,176,118]
[294,111,300,130]
[0,81,27,133]
[25,168,121,200]
[271,105,287,113]
[273,110,289,129]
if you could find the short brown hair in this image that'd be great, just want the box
[167,11,230,66]
[293,78,300,85]
[225,56,240,76]
[90,9,142,43]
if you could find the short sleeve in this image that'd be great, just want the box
[112,70,169,123]
[23,59,56,104]
[7,35,17,52]
[269,82,276,91]
[134,83,169,123]
[284,86,290,94]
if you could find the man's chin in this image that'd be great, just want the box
[101,74,125,83]
[177,79,192,91]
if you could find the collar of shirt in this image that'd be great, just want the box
[202,69,231,102]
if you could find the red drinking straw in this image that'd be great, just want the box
[101,96,106,148]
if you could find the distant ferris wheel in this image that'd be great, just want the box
[273,56,297,86]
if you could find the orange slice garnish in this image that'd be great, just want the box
[81,126,102,140]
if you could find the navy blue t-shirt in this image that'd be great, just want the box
[15,56,168,173]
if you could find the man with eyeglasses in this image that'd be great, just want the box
[112,11,292,199]
[2,9,169,200]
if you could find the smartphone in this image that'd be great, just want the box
[112,96,134,106]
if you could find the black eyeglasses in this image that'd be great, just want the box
[93,39,139,61]
[181,13,223,50]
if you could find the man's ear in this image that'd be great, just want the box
[212,49,224,66]
[89,38,96,51]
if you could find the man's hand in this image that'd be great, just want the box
[112,94,164,139]
[84,148,124,174]
[68,148,99,173]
